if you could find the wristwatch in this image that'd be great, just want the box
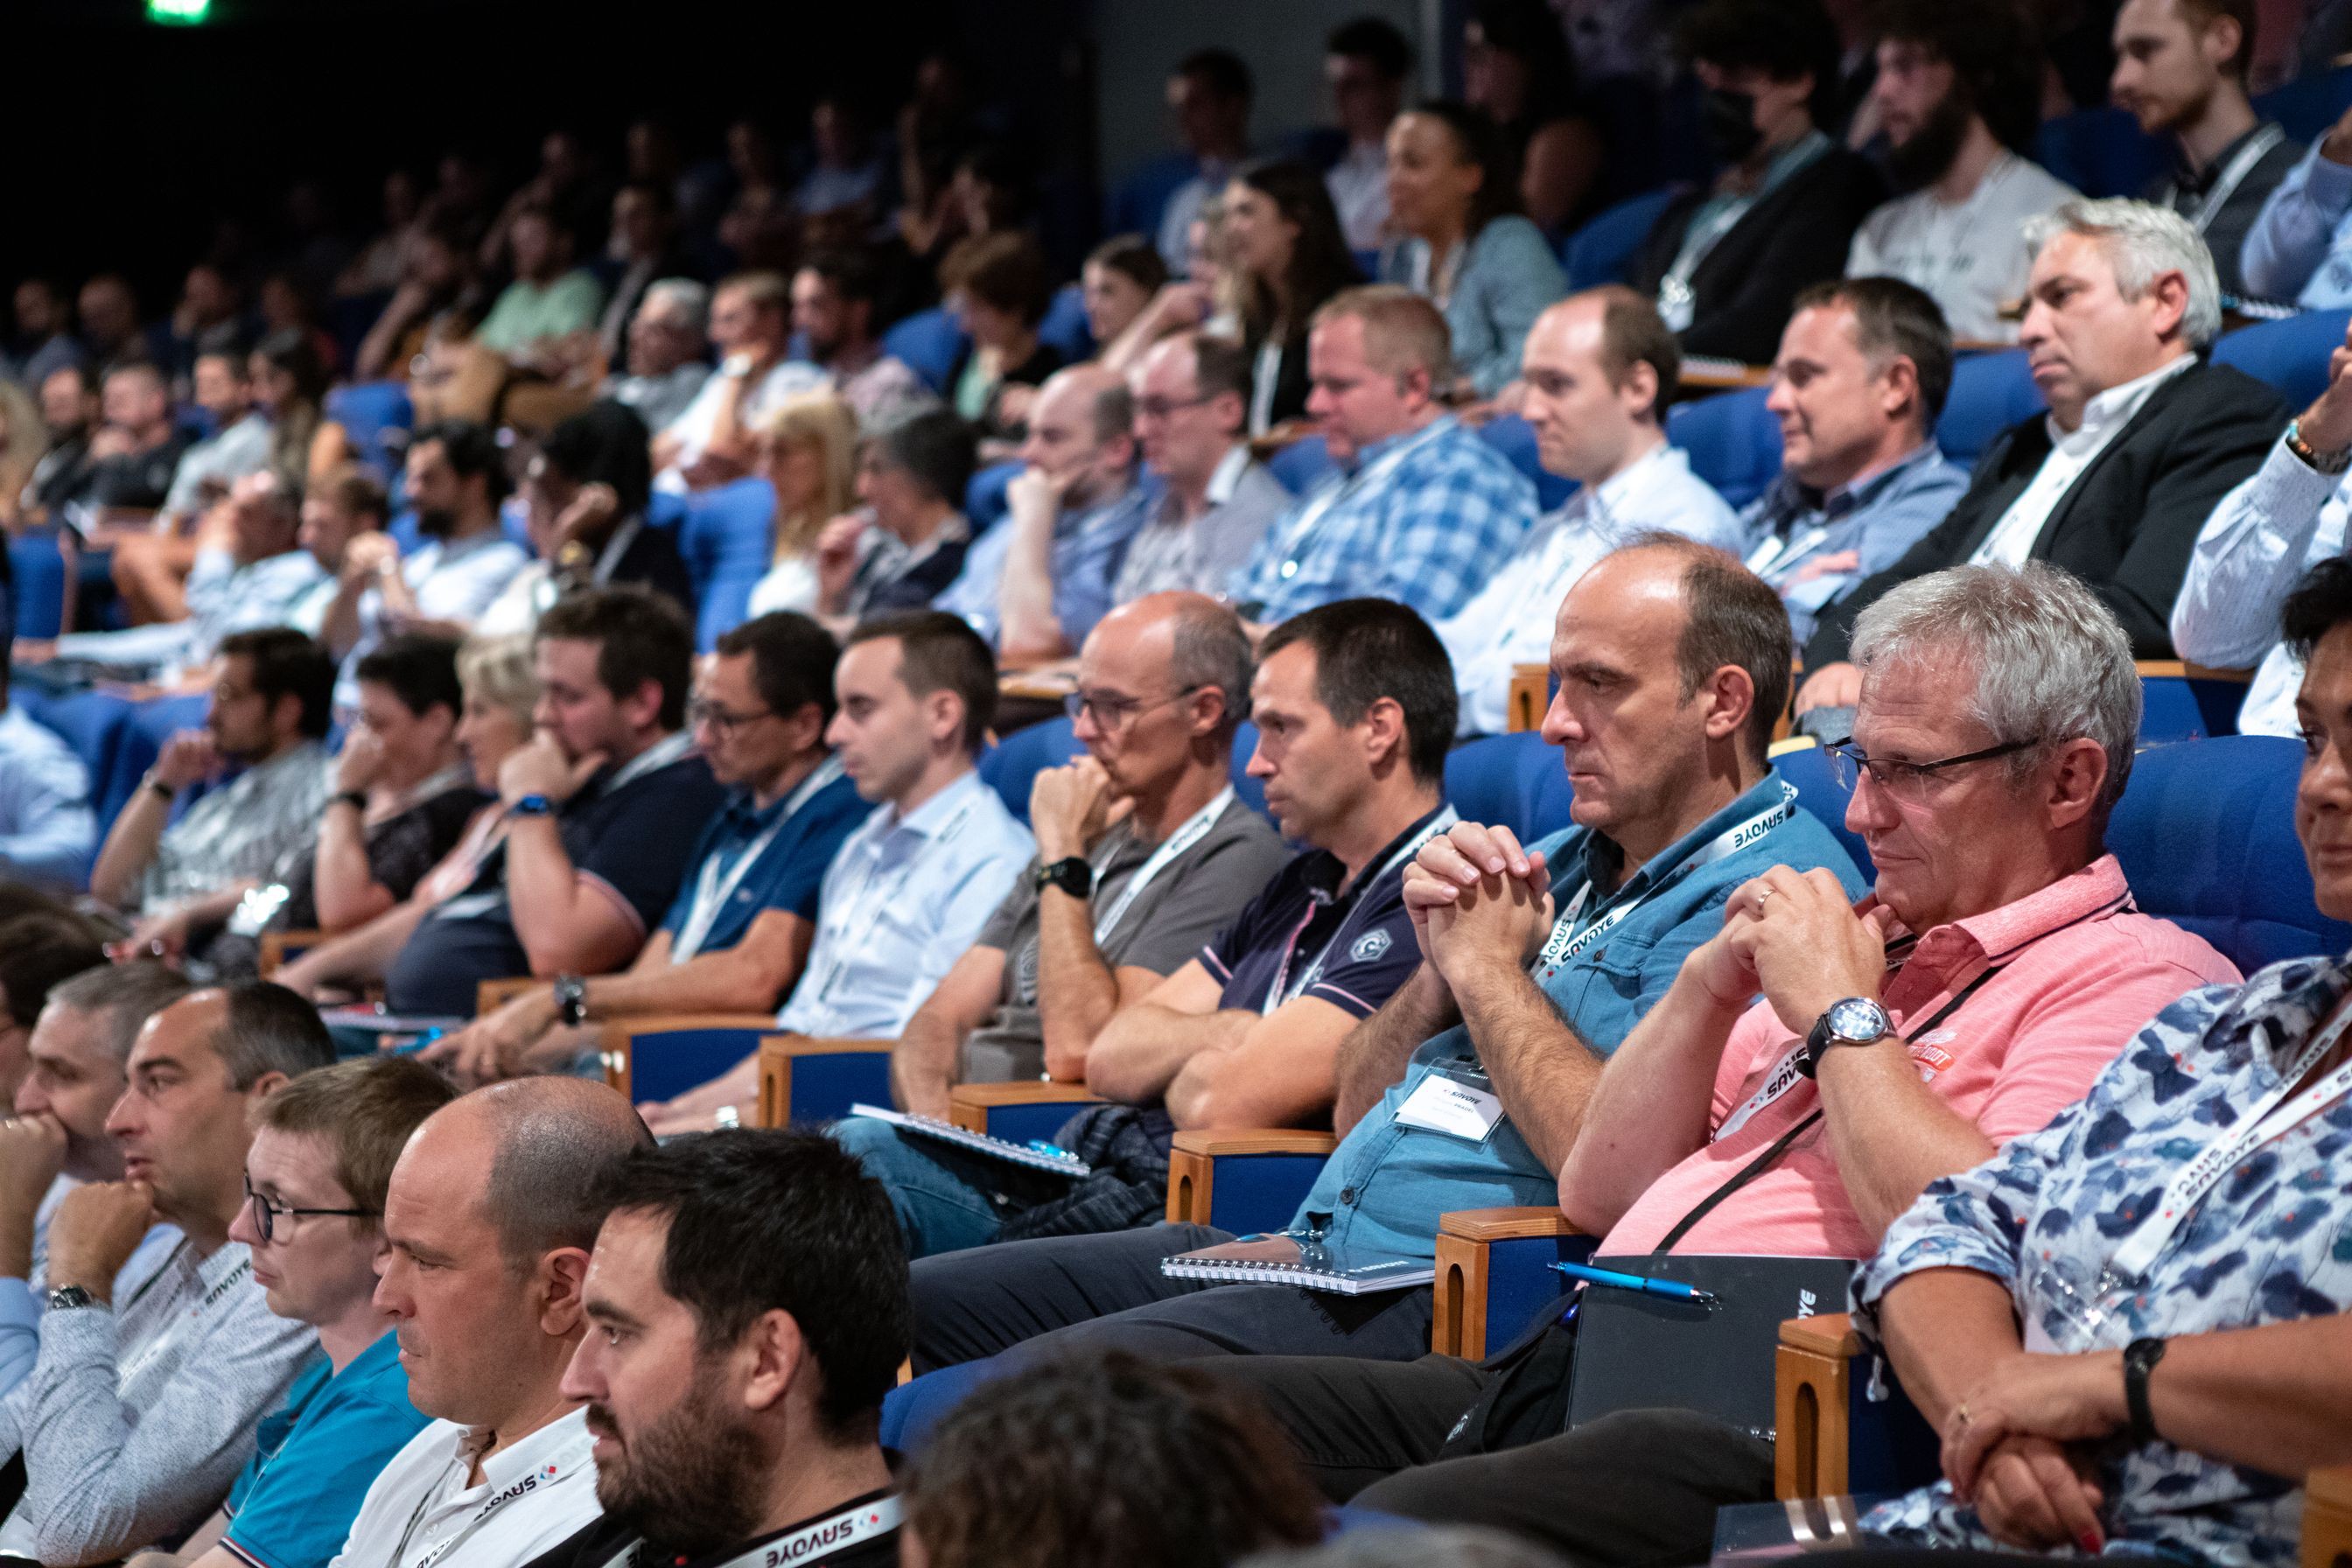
[555,974,589,1028]
[2123,1336,2168,1444]
[1032,857,1093,900]
[1799,997,1892,1077]
[46,1285,99,1312]
[2286,418,2352,475]
[332,790,368,814]
[508,793,555,818]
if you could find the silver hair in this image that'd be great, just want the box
[1849,562,2141,812]
[639,276,710,336]
[2022,198,2222,349]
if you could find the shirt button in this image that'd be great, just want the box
[1340,1186,1357,1205]
[1279,560,1299,578]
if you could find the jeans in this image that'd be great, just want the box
[830,1116,1068,1259]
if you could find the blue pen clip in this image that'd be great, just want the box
[1550,1259,1719,1307]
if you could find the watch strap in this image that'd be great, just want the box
[2124,1336,2166,1444]
[1034,856,1093,900]
[556,974,589,1027]
[46,1285,98,1312]
[332,790,369,813]
[2286,419,2352,475]
[508,793,555,818]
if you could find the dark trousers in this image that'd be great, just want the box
[908,1221,1437,1376]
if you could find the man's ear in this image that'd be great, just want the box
[738,1307,807,1415]
[2041,737,2110,831]
[1357,694,1408,774]
[1695,662,1758,748]
[538,1246,592,1337]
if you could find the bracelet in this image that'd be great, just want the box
[143,774,175,803]
[2123,1336,2167,1445]
[332,790,368,813]
[2285,419,2352,475]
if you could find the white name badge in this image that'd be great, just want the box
[1394,1071,1506,1143]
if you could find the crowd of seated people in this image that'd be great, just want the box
[0,0,2346,1563]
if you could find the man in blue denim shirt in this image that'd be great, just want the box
[901,536,1864,1377]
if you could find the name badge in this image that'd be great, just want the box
[1393,1069,1505,1144]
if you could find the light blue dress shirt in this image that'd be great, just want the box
[1738,442,1970,642]
[935,480,1154,650]
[2238,139,2352,306]
[0,706,95,889]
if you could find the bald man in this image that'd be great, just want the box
[935,364,1154,662]
[330,1080,651,1568]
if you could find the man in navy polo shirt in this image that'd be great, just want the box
[900,536,1865,1380]
[384,586,726,1020]
[434,612,868,1082]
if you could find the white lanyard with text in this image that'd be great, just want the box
[1262,807,1458,1014]
[2108,1004,2352,1279]
[1091,787,1234,945]
[1744,523,1830,581]
[604,730,697,795]
[813,797,978,1001]
[1268,419,1447,581]
[2177,124,2286,234]
[672,756,846,962]
[600,1496,906,1568]
[116,1243,242,1391]
[1535,782,1798,983]
[396,1438,589,1568]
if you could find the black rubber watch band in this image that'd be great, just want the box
[2124,1336,2167,1445]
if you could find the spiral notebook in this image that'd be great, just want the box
[846,1104,1092,1178]
[1160,1234,1436,1296]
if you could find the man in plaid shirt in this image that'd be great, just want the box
[1230,287,1538,627]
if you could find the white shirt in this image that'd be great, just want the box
[328,1409,599,1568]
[746,553,821,618]
[655,360,828,493]
[1438,442,1741,734]
[1970,355,2200,570]
[1847,153,2078,344]
[338,530,530,710]
[1326,142,1391,254]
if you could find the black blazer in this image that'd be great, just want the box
[1803,359,2286,668]
[1631,147,1886,364]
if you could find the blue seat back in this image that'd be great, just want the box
[1475,414,1576,510]
[965,460,1024,538]
[2138,671,2249,742]
[1267,435,1337,495]
[1563,187,1679,292]
[326,382,415,480]
[677,477,775,651]
[1936,349,2045,469]
[2213,309,2352,409]
[16,690,130,840]
[978,718,1086,824]
[2034,107,2170,199]
[2255,64,2352,144]
[1037,284,1096,365]
[1441,732,1578,844]
[1772,742,1873,880]
[9,532,68,640]
[880,307,970,396]
[1107,152,1200,241]
[626,1026,775,1105]
[1667,387,1782,509]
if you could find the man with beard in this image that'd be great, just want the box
[792,251,928,432]
[520,1130,909,1568]
[1846,0,2077,344]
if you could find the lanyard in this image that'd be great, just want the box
[1535,783,1798,983]
[1745,522,1830,580]
[600,1496,906,1568]
[672,757,845,962]
[2175,124,2286,234]
[1657,136,1828,327]
[2107,1002,2352,1279]
[395,1431,591,1568]
[1267,419,1449,583]
[1262,808,1458,1014]
[1091,787,1234,945]
[603,730,696,795]
[811,794,979,1003]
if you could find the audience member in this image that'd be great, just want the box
[797,94,890,231]
[939,363,1151,661]
[601,277,710,435]
[1462,0,1605,235]
[291,467,394,630]
[904,541,1859,1376]
[353,222,481,385]
[942,233,1062,447]
[903,1352,1325,1568]
[160,347,272,525]
[473,205,606,363]
[1630,0,1886,362]
[1438,289,1741,734]
[0,917,103,1087]
[167,262,244,389]
[749,391,862,616]
[2117,0,2300,298]
[810,409,978,634]
[8,279,81,395]
[0,662,96,890]
[1222,159,1365,433]
[487,402,694,635]
[1796,200,2283,730]
[646,612,1032,1132]
[518,1130,912,1568]
[328,1079,648,1568]
[1081,234,1172,352]
[0,380,43,531]
[794,251,929,430]
[77,274,160,369]
[1116,333,1291,604]
[435,612,865,1080]
[2241,96,2352,304]
[654,271,821,492]
[1323,18,1414,252]
[1229,286,1536,627]
[251,327,352,492]
[1743,277,1971,641]
[1380,102,1570,397]
[0,984,331,1564]
[339,169,424,300]
[90,628,336,970]
[75,360,192,512]
[384,586,724,1018]
[1846,0,2077,344]
[1158,50,1259,268]
[24,362,98,522]
[594,183,691,377]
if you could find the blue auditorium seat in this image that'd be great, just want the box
[1772,740,1873,880]
[880,307,970,396]
[1667,387,1782,509]
[2255,64,2352,145]
[678,477,774,651]
[1037,284,1096,365]
[965,461,1023,539]
[1441,732,1578,844]
[2214,309,2352,410]
[1107,153,1200,243]
[2138,668,2249,741]
[1562,187,1679,292]
[9,532,69,640]
[1936,348,2044,469]
[1475,414,1576,510]
[978,717,1086,824]
[1266,435,1336,495]
[2034,107,2170,200]
[15,690,131,838]
[326,382,415,480]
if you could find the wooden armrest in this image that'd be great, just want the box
[1432,1208,1590,1359]
[947,1081,1103,1136]
[2135,660,2255,682]
[1507,665,1549,734]
[476,976,539,1015]
[1776,1312,1858,1500]
[754,1032,895,1129]
[258,928,325,979]
[1779,1311,1863,1359]
[1165,1129,1340,1231]
[1438,1207,1583,1242]
[1169,1130,1340,1157]
[2307,1466,2352,1568]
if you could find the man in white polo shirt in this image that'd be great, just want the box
[328,1078,651,1568]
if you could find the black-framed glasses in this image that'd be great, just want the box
[1062,685,1202,731]
[243,1173,376,1244]
[688,698,777,736]
[1823,736,2046,796]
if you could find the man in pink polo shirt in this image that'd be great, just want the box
[1208,562,2239,1563]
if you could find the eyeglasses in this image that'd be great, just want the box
[243,1173,376,1244]
[688,698,777,736]
[1822,736,2046,797]
[1062,685,1202,731]
[1133,394,1215,422]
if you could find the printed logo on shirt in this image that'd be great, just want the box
[766,1517,872,1565]
[1348,928,1392,964]
[475,1472,541,1516]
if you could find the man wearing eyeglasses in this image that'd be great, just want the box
[430,612,868,1085]
[1110,334,1292,607]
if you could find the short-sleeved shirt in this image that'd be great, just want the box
[385,732,726,1016]
[141,741,332,914]
[222,1331,430,1568]
[957,788,1292,1082]
[519,1488,903,1568]
[656,760,869,960]
[326,1410,599,1568]
[1295,773,1866,1270]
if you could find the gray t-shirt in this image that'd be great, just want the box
[959,794,1289,1082]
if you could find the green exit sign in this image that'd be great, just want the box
[148,0,212,22]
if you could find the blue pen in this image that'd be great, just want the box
[1550,1259,1718,1306]
[1024,1140,1080,1161]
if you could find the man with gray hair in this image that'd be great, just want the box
[1243,563,2242,1563]
[329,1078,652,1568]
[1795,198,2282,733]
[603,277,712,435]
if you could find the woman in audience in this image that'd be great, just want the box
[746,390,860,617]
[250,326,351,490]
[0,381,45,531]
[1081,234,1172,354]
[270,634,536,1001]
[810,407,976,636]
[1220,158,1364,435]
[1462,0,1605,234]
[941,231,1061,452]
[1098,200,1242,375]
[903,1353,1326,1568]
[1379,101,1571,399]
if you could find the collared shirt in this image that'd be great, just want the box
[838,511,973,624]
[1969,355,2201,570]
[163,411,274,518]
[327,1408,601,1568]
[1601,855,2240,1260]
[140,740,332,914]
[1854,948,2352,1564]
[1293,773,1864,1270]
[2172,435,2348,738]
[339,530,531,710]
[0,1184,180,1403]
[1740,441,1970,644]
[775,769,1036,1039]
[656,360,830,493]
[1229,415,1537,626]
[606,361,711,437]
[936,478,1154,650]
[0,704,95,889]
[1846,154,2079,343]
[1438,442,1742,735]
[520,1485,904,1568]
[655,760,869,960]
[0,1240,319,1564]
[1327,141,1391,253]
[223,1330,432,1568]
[53,548,326,680]
[1112,447,1291,606]
[2242,139,2352,307]
[2148,121,2302,296]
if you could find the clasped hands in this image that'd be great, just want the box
[1691,866,1893,1034]
[1402,822,1557,993]
[1936,1349,2128,1553]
